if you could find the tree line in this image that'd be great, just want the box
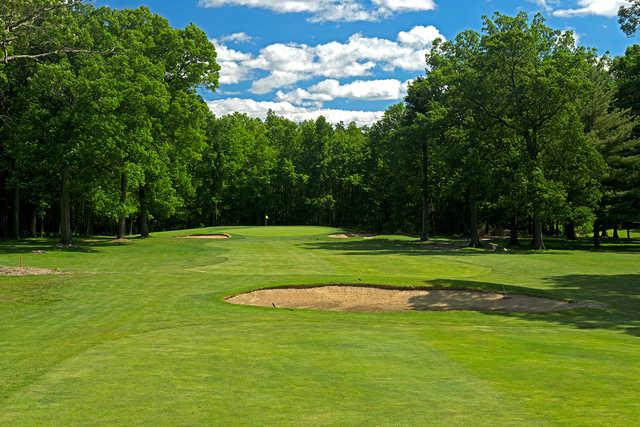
[1,1,639,249]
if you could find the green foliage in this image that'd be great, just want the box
[0,6,638,247]
[619,0,640,36]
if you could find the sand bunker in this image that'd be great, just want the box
[0,267,60,276]
[181,233,231,239]
[329,233,376,239]
[227,285,602,313]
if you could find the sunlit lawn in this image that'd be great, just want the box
[1,226,639,425]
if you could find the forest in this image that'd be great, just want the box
[1,1,639,250]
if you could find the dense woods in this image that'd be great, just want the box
[1,1,639,248]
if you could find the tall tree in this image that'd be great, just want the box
[425,13,597,249]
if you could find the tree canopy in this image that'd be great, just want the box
[1,5,639,249]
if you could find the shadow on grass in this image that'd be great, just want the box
[301,238,485,257]
[427,275,640,337]
[0,237,137,254]
[302,236,640,256]
[543,237,640,253]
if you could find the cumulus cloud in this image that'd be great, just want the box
[198,0,436,22]
[213,25,443,93]
[218,32,252,43]
[397,25,444,47]
[373,0,436,13]
[275,78,410,106]
[208,98,384,126]
[553,0,628,17]
[214,43,255,84]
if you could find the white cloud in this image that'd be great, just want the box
[553,0,628,17]
[198,0,435,22]
[397,25,443,47]
[373,0,436,13]
[212,26,444,93]
[208,98,384,126]
[276,78,410,105]
[530,0,553,10]
[214,43,254,84]
[219,32,252,43]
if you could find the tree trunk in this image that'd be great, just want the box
[86,211,92,236]
[40,213,45,238]
[628,228,631,241]
[12,187,20,240]
[532,212,545,250]
[139,186,150,238]
[31,209,37,237]
[613,225,620,241]
[420,139,430,241]
[60,168,72,246]
[564,222,577,240]
[117,172,127,239]
[593,221,600,249]
[0,171,6,239]
[601,229,608,239]
[468,195,480,248]
[420,197,430,241]
[510,215,519,246]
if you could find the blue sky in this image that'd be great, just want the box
[96,0,638,125]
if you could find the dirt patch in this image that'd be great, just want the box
[0,267,61,276]
[329,233,376,239]
[227,285,603,313]
[181,233,231,239]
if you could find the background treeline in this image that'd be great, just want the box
[1,2,639,249]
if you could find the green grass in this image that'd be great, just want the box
[1,226,639,425]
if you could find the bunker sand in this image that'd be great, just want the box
[227,285,603,313]
[180,233,231,239]
[329,233,376,239]
[0,267,61,276]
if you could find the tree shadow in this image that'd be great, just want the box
[543,237,640,253]
[0,237,137,254]
[426,275,640,337]
[302,236,640,256]
[301,238,490,257]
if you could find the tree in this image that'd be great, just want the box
[425,13,597,249]
[406,78,448,241]
[0,0,87,65]
[0,0,96,240]
[619,0,640,36]
[365,104,418,233]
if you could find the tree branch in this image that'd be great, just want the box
[2,47,114,63]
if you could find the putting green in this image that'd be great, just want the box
[1,226,639,425]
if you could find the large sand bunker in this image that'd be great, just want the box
[0,266,60,276]
[181,233,231,239]
[227,285,602,313]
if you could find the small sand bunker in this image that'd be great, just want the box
[0,267,60,276]
[329,233,376,239]
[227,285,602,313]
[181,233,231,239]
